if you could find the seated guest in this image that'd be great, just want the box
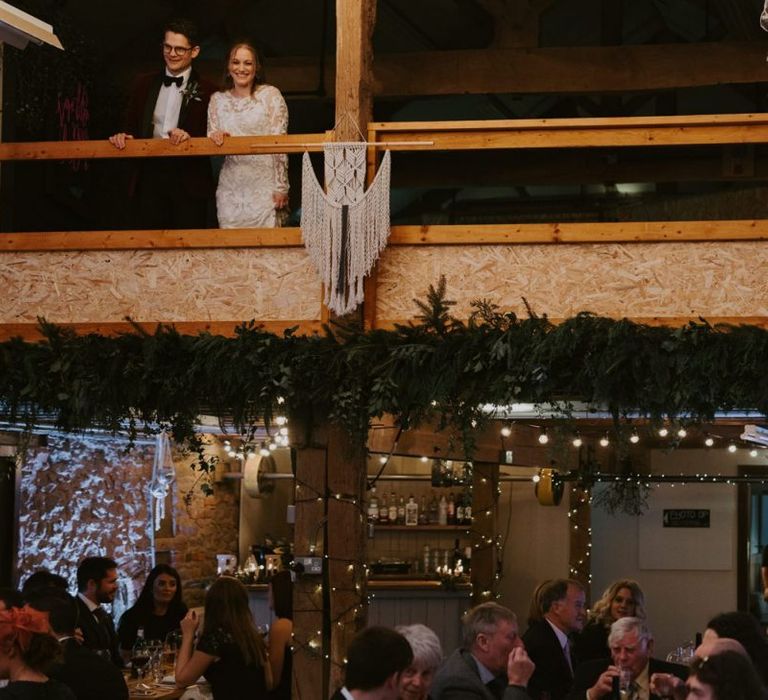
[330,626,413,700]
[27,590,128,700]
[575,579,645,663]
[702,611,768,686]
[396,624,443,700]
[650,638,750,699]
[685,651,767,700]
[523,578,586,700]
[75,556,122,666]
[267,571,293,699]
[176,576,272,698]
[21,572,69,597]
[431,602,535,700]
[118,563,187,659]
[0,605,75,699]
[568,617,686,700]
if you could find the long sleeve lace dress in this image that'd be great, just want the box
[207,85,289,228]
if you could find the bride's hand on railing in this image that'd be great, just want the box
[108,132,133,149]
[208,130,229,147]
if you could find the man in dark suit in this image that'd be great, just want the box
[523,578,586,700]
[75,555,122,666]
[567,617,686,700]
[28,589,128,700]
[109,18,214,229]
[329,626,413,700]
[431,602,535,700]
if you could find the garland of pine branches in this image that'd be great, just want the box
[2,278,768,499]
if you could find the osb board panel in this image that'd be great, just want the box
[0,249,320,323]
[376,242,768,319]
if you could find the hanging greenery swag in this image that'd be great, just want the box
[2,278,768,493]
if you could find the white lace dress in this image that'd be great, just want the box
[207,85,289,228]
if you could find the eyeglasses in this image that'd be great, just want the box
[162,43,194,56]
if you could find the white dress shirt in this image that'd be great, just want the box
[153,67,192,138]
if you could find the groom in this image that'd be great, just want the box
[109,18,214,229]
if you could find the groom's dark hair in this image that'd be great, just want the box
[163,17,200,47]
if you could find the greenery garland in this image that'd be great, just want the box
[2,278,768,502]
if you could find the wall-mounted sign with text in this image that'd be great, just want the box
[663,509,710,528]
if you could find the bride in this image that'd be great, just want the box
[208,42,289,228]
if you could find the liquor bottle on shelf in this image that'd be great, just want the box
[418,495,429,525]
[462,492,472,525]
[379,493,389,524]
[444,460,454,485]
[388,491,398,523]
[367,488,378,538]
[463,545,472,573]
[423,544,431,573]
[447,493,456,524]
[456,495,465,524]
[405,495,418,526]
[397,495,406,525]
[438,495,448,525]
[431,457,442,487]
[452,538,463,569]
[428,494,439,524]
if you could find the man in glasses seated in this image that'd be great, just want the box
[109,18,214,229]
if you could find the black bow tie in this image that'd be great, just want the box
[163,75,183,88]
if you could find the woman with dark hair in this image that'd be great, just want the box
[267,571,292,699]
[117,564,187,658]
[207,40,289,228]
[0,605,75,699]
[703,611,768,686]
[176,576,272,699]
[686,651,767,699]
[575,578,646,662]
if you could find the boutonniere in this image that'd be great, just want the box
[182,80,202,107]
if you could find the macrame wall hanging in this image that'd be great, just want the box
[301,141,392,316]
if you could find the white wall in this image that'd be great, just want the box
[498,474,570,628]
[591,449,745,656]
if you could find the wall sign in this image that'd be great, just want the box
[663,509,710,528]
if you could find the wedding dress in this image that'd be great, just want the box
[207,85,289,228]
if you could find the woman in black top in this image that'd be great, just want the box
[0,605,75,699]
[176,576,272,699]
[118,564,187,659]
[575,578,645,662]
[267,571,292,699]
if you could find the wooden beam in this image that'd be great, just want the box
[371,113,768,150]
[373,41,768,96]
[0,133,328,161]
[0,229,303,251]
[2,220,765,252]
[227,41,768,97]
[0,320,323,342]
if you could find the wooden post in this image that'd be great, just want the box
[292,436,328,699]
[319,3,377,694]
[471,461,499,606]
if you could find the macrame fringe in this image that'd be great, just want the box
[301,144,391,316]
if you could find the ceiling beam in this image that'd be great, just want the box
[259,41,768,97]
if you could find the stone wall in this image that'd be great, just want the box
[16,433,239,612]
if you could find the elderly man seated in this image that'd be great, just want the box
[567,617,685,700]
[431,602,535,700]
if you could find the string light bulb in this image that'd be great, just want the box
[751,449,759,458]
[677,427,687,438]
[572,432,583,448]
[538,427,549,445]
[728,442,738,453]
[658,426,669,437]
[704,434,714,448]
[599,432,610,447]
[629,428,640,444]
[500,423,512,438]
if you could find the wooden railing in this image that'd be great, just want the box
[1,113,768,338]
